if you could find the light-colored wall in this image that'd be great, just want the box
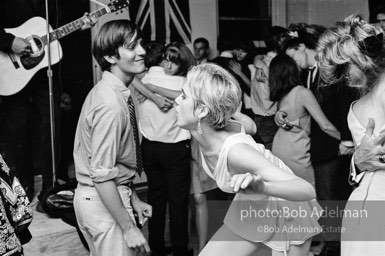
[188,0,218,59]
[273,0,369,27]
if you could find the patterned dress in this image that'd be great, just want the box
[0,154,33,256]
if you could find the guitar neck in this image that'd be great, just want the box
[41,8,108,45]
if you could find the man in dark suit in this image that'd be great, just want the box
[282,35,359,256]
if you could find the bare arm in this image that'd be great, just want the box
[228,143,316,201]
[300,88,341,140]
[145,83,181,100]
[131,77,173,110]
[229,60,251,88]
[132,76,159,101]
[94,181,136,230]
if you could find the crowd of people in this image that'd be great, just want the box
[2,1,385,256]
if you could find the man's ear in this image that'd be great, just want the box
[197,105,209,119]
[104,55,117,64]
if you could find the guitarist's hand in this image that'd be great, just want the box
[81,13,98,30]
[11,37,31,55]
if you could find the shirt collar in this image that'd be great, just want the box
[147,66,166,74]
[102,71,131,99]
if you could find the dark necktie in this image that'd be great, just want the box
[127,96,143,176]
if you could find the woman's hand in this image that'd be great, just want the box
[354,118,385,172]
[229,60,242,76]
[230,173,265,194]
[154,95,174,112]
[131,197,152,227]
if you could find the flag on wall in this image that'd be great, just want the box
[129,0,191,44]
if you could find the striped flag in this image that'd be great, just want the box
[129,0,191,44]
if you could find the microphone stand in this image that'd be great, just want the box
[45,0,57,187]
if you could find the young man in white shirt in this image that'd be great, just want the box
[73,20,152,256]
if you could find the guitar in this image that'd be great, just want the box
[0,0,129,96]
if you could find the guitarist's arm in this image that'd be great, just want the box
[0,12,96,54]
[0,28,16,52]
[0,28,31,55]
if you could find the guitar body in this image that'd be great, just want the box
[0,17,63,96]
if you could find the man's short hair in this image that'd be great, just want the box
[234,39,255,53]
[144,41,165,68]
[283,32,318,52]
[92,19,142,71]
[264,26,289,53]
[193,37,209,49]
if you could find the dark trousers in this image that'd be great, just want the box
[313,156,352,245]
[0,68,60,195]
[253,114,278,151]
[314,158,339,201]
[142,138,191,256]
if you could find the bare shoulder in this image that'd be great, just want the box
[296,86,316,102]
[227,142,263,171]
[296,85,311,95]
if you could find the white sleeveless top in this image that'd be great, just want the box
[199,132,322,251]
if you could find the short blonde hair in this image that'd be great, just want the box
[317,14,385,93]
[185,63,242,129]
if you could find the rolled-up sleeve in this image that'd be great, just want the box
[89,103,125,183]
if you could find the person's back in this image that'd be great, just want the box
[272,86,314,185]
[139,67,188,142]
[138,41,194,256]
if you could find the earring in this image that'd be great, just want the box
[197,118,203,134]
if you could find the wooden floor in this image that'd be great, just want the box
[23,176,88,256]
[22,175,274,256]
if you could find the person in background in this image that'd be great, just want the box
[271,54,341,187]
[193,37,210,64]
[135,41,195,256]
[73,20,151,256]
[317,13,385,256]
[250,26,289,150]
[212,39,255,118]
[278,34,359,256]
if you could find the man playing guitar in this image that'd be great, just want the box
[0,0,96,206]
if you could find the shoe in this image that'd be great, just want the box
[36,201,45,213]
[173,248,193,256]
[319,243,340,256]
